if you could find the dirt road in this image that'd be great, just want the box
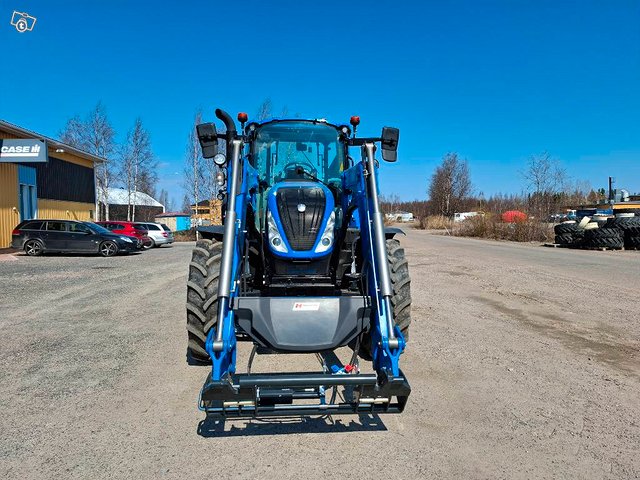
[1,231,639,479]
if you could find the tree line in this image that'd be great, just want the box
[382,152,607,222]
[59,102,166,221]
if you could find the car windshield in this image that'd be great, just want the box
[84,222,112,234]
[252,121,345,185]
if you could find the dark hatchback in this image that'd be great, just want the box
[11,220,139,257]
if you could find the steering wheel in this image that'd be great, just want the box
[282,161,318,179]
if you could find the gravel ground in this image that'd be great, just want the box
[1,232,639,479]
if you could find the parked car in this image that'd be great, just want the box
[160,223,175,243]
[96,221,153,249]
[134,222,174,247]
[11,220,139,257]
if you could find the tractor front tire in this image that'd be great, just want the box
[186,239,222,365]
[358,238,412,360]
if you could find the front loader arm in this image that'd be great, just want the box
[342,143,406,377]
[206,137,258,381]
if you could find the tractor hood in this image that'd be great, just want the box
[265,181,335,259]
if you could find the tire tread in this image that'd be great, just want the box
[186,239,222,364]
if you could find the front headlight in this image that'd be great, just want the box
[119,236,133,243]
[267,211,288,253]
[314,211,335,253]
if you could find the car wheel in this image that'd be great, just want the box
[142,238,154,250]
[99,241,118,257]
[24,239,43,256]
[147,238,156,249]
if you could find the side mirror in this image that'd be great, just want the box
[380,127,399,162]
[196,123,218,159]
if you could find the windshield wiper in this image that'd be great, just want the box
[295,166,337,192]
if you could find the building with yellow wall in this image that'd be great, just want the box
[190,199,223,226]
[0,120,105,248]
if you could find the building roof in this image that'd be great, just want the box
[0,119,106,164]
[97,187,164,207]
[155,212,190,218]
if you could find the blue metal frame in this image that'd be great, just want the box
[206,152,259,381]
[266,181,335,259]
[204,125,405,383]
[342,158,405,376]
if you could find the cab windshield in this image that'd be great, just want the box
[252,121,345,185]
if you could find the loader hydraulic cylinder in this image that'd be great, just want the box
[363,142,398,349]
[214,138,243,351]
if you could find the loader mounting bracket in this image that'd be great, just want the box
[199,369,411,418]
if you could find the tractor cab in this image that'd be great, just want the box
[247,120,349,287]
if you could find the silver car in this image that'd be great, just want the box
[134,222,174,247]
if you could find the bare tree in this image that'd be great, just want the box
[427,153,472,216]
[379,194,402,215]
[184,111,205,238]
[255,98,273,121]
[255,98,292,121]
[59,102,116,221]
[120,118,156,220]
[181,194,191,213]
[59,116,84,146]
[521,152,567,218]
[158,189,170,211]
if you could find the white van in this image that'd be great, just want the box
[453,212,481,222]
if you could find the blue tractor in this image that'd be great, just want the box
[187,109,412,417]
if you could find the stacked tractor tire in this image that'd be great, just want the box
[554,214,640,250]
[605,216,640,250]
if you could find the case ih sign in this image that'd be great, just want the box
[0,139,48,162]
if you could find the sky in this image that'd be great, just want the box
[1,0,639,204]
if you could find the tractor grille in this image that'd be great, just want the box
[276,185,326,251]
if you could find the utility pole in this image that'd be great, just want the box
[193,132,199,241]
[609,176,615,213]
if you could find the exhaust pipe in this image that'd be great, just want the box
[215,108,237,140]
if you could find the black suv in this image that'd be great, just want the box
[11,220,139,257]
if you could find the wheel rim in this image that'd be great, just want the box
[26,241,41,255]
[101,242,116,256]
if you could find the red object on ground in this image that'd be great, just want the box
[95,221,148,239]
[501,210,527,223]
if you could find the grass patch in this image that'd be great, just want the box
[452,216,552,242]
